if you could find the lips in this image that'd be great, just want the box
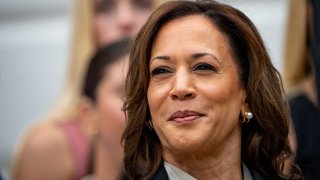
[169,110,204,124]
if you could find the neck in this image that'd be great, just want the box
[163,131,242,180]
[94,139,123,180]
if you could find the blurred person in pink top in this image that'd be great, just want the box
[11,0,162,179]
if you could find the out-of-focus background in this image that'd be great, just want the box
[0,0,289,178]
[0,0,72,177]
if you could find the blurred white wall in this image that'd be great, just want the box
[0,0,72,177]
[220,0,289,73]
[0,0,288,178]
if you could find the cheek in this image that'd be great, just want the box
[202,79,244,123]
[96,96,125,137]
[147,81,172,120]
[101,97,124,122]
[95,16,109,35]
[94,16,117,46]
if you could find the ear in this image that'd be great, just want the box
[240,90,251,116]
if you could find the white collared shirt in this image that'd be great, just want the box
[164,162,196,180]
[164,161,253,180]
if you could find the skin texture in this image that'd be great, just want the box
[147,15,249,179]
[94,0,154,47]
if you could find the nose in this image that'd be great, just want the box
[169,69,196,100]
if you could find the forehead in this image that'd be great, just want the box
[151,15,232,59]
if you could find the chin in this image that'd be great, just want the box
[168,138,204,153]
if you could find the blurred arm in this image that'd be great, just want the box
[11,124,74,180]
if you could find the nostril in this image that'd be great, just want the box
[170,92,194,100]
[171,94,179,100]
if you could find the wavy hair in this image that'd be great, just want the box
[122,1,301,179]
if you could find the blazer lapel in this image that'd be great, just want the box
[152,163,169,180]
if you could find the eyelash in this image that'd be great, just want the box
[193,62,217,72]
[150,62,218,77]
[151,66,171,76]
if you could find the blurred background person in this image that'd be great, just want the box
[80,39,129,180]
[12,39,130,179]
[284,0,320,179]
[93,0,164,47]
[11,0,157,179]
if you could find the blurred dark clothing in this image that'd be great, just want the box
[290,0,320,179]
[290,94,320,180]
[310,0,320,107]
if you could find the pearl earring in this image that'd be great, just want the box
[241,112,253,123]
[245,112,253,120]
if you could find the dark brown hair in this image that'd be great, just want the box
[122,1,301,179]
[82,38,130,102]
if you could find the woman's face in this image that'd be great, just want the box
[147,15,247,156]
[94,0,154,47]
[94,58,128,146]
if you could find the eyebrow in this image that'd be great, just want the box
[192,52,220,63]
[150,55,171,62]
[150,52,220,63]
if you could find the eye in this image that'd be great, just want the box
[95,0,114,14]
[151,67,172,77]
[193,62,217,72]
[133,0,153,9]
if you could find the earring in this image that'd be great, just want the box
[241,111,253,123]
[146,120,154,130]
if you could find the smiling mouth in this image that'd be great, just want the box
[169,110,204,124]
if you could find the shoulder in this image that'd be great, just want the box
[16,118,72,156]
[12,120,74,180]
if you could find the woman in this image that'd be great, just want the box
[122,1,301,179]
[13,39,129,179]
[57,0,157,121]
[11,0,156,179]
[80,39,129,179]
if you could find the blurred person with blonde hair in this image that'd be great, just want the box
[11,0,160,179]
[284,0,320,179]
